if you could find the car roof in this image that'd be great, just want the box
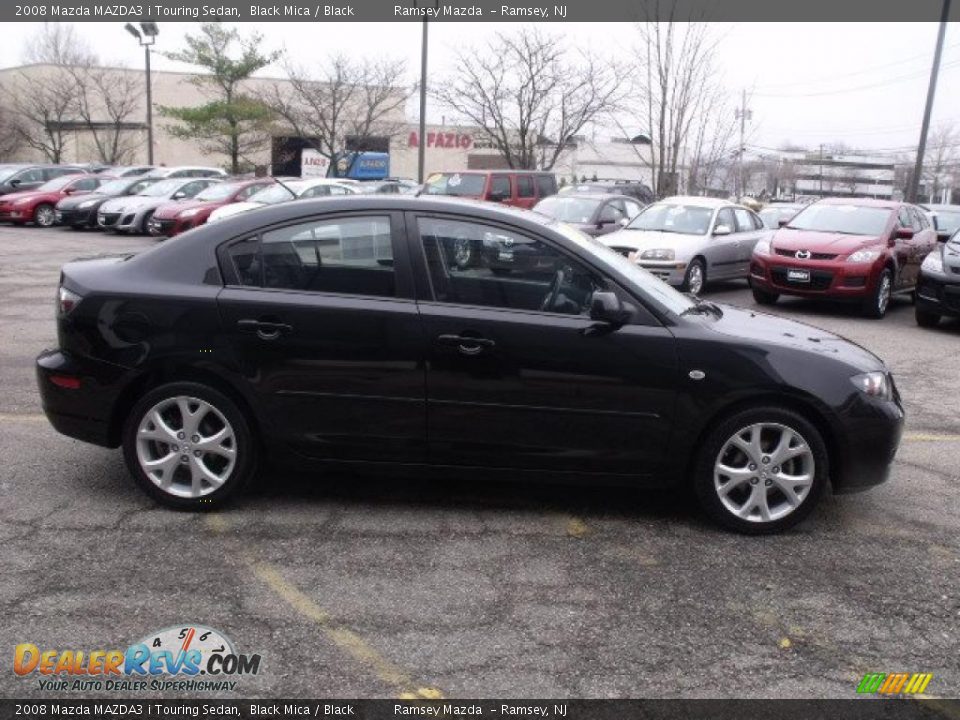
[658,195,734,209]
[815,197,902,209]
[924,203,960,211]
[434,169,553,176]
[542,192,636,202]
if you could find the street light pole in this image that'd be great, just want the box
[125,22,159,165]
[418,17,429,184]
[908,0,951,203]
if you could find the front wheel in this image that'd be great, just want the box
[122,382,258,510]
[681,258,706,295]
[33,203,56,227]
[139,210,155,235]
[863,269,893,319]
[915,305,941,328]
[693,407,828,534]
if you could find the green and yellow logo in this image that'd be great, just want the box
[857,672,933,695]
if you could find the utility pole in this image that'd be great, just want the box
[908,0,951,202]
[819,143,824,197]
[735,89,751,199]
[417,18,428,183]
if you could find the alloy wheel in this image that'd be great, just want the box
[135,396,237,498]
[877,273,892,315]
[688,263,704,295]
[713,422,815,523]
[35,205,55,227]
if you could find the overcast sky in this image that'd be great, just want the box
[1,21,957,157]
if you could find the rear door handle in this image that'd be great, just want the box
[436,333,496,356]
[237,318,293,340]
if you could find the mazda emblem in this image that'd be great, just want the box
[795,249,811,259]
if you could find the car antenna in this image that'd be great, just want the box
[271,176,297,199]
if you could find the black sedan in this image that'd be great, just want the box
[36,196,904,533]
[55,176,158,229]
[915,230,960,327]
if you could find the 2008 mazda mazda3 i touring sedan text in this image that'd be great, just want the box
[35,196,905,533]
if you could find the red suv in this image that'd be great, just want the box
[422,170,558,209]
[749,198,937,318]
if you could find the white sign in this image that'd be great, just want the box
[301,149,330,178]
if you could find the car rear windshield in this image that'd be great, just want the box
[786,204,892,236]
[422,173,487,197]
[535,196,602,224]
[935,210,960,235]
[627,202,713,235]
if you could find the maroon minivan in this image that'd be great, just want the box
[422,170,558,209]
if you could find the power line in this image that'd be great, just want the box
[753,59,960,98]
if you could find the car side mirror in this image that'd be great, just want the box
[9,179,20,188]
[937,230,951,243]
[173,191,187,200]
[713,224,732,236]
[778,218,790,227]
[588,291,631,328]
[895,227,914,240]
[619,217,629,227]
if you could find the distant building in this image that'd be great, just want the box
[755,149,896,201]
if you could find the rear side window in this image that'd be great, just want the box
[733,208,754,232]
[536,175,557,198]
[489,175,511,199]
[516,176,535,198]
[225,216,395,298]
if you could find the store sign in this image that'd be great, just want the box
[301,149,330,178]
[408,132,473,149]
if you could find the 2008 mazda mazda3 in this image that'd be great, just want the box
[36,196,904,533]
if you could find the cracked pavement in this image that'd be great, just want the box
[0,224,958,700]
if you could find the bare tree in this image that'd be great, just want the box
[0,106,21,160]
[921,123,957,202]
[265,54,409,176]
[685,90,739,196]
[23,23,95,66]
[432,28,624,170]
[69,63,144,164]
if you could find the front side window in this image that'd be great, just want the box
[72,177,99,192]
[418,217,601,315]
[227,217,395,298]
[714,208,736,233]
[517,176,535,198]
[733,208,755,232]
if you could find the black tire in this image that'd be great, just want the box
[863,268,893,319]
[915,305,941,328]
[139,209,155,235]
[122,382,258,510]
[70,224,85,231]
[33,203,56,228]
[692,406,829,535]
[751,286,779,305]
[680,257,706,295]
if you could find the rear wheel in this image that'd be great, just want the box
[681,258,706,295]
[33,203,55,228]
[139,210,155,235]
[693,407,828,534]
[863,269,893,319]
[122,382,258,510]
[751,286,779,305]
[915,306,941,328]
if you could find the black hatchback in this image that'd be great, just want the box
[36,196,904,533]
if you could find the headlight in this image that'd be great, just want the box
[78,199,98,209]
[179,207,202,218]
[640,248,675,261]
[753,239,771,255]
[850,371,892,400]
[847,248,881,263]
[921,250,944,274]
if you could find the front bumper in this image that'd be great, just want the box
[97,209,141,232]
[602,246,687,285]
[56,207,97,227]
[832,388,905,494]
[916,268,960,317]
[750,254,877,299]
[36,349,128,448]
[147,216,185,237]
[0,207,31,222]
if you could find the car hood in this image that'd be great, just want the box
[600,229,706,255]
[772,228,881,256]
[704,304,884,371]
[152,199,221,220]
[99,195,167,213]
[209,201,263,221]
[56,192,110,210]
[0,189,58,204]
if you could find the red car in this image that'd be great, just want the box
[749,198,938,318]
[0,174,106,227]
[421,170,558,209]
[147,178,276,238]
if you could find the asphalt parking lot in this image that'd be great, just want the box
[0,223,958,700]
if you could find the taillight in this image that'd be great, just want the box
[57,286,82,316]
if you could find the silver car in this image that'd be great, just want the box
[599,196,769,294]
[97,178,221,234]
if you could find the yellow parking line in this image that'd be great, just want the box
[0,413,46,423]
[903,433,960,442]
[565,516,590,538]
[205,514,443,700]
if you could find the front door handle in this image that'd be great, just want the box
[436,333,496,356]
[237,318,293,340]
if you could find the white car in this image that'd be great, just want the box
[599,196,769,295]
[96,177,222,234]
[207,178,361,223]
[144,166,228,179]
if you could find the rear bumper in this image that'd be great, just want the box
[36,349,126,448]
[831,392,905,494]
[750,254,879,299]
[916,269,960,317]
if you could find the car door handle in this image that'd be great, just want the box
[436,333,496,356]
[237,318,293,340]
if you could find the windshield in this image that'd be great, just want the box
[195,183,244,202]
[935,211,960,235]
[37,175,80,192]
[786,204,891,236]
[0,167,23,182]
[553,222,696,316]
[422,173,486,197]
[139,179,184,197]
[97,178,140,195]
[248,183,299,204]
[535,196,602,224]
[627,202,713,235]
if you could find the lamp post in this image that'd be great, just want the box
[125,22,159,165]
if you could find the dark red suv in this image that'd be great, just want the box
[749,198,937,318]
